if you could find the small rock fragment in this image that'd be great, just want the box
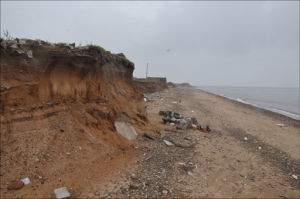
[27,50,33,58]
[10,44,18,49]
[163,140,174,146]
[292,175,298,180]
[187,171,196,178]
[143,133,154,140]
[7,180,24,190]
[276,123,285,127]
[16,49,24,54]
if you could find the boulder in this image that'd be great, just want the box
[114,115,137,140]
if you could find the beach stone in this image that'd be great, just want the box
[53,187,71,199]
[18,39,26,45]
[7,180,24,190]
[162,190,168,195]
[114,115,137,140]
[10,43,18,49]
[163,140,174,146]
[27,50,33,58]
[1,40,7,49]
[16,49,24,54]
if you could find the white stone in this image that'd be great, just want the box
[27,50,33,58]
[187,171,196,178]
[163,140,174,146]
[54,187,71,199]
[20,177,31,185]
[16,49,24,54]
[292,175,298,180]
[114,115,137,140]
[10,43,18,49]
[18,39,26,45]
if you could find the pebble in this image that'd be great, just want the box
[163,140,174,146]
[162,190,168,195]
[7,180,24,190]
[292,174,298,180]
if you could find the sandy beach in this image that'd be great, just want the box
[1,86,300,198]
[117,86,300,198]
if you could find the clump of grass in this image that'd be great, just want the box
[134,79,154,83]
[87,44,106,53]
[55,42,68,47]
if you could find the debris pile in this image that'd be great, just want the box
[159,110,211,132]
[1,38,35,59]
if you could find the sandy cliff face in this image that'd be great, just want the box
[0,39,148,198]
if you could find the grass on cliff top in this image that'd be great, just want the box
[134,78,155,83]
[55,42,68,47]
[87,44,106,52]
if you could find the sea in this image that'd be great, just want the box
[196,86,300,120]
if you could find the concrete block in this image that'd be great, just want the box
[53,187,71,199]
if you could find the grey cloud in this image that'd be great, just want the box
[1,1,299,87]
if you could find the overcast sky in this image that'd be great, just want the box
[1,1,299,87]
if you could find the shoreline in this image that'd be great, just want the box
[192,86,300,127]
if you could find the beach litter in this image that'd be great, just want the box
[244,137,248,141]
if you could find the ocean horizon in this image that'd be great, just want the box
[196,86,300,120]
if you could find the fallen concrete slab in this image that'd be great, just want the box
[114,115,138,140]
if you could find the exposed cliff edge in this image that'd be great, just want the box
[0,38,150,198]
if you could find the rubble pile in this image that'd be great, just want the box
[1,38,36,59]
[159,110,211,132]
